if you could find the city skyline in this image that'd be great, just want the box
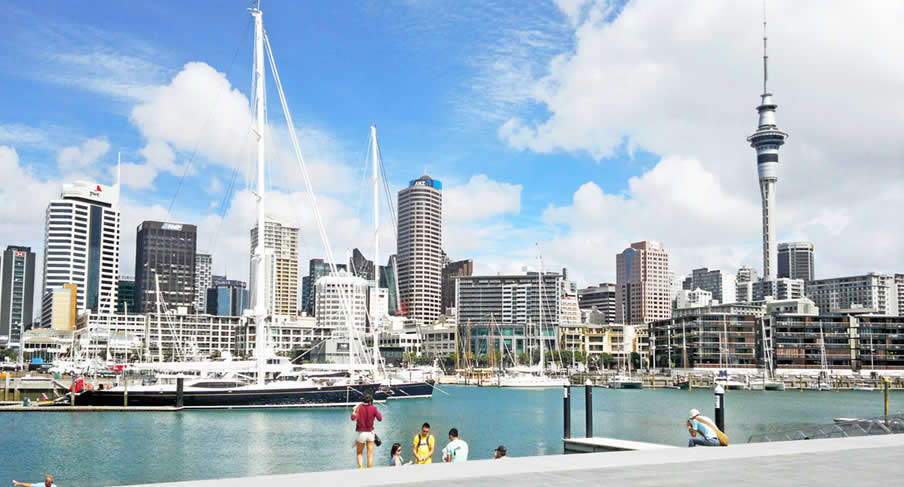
[1,1,902,296]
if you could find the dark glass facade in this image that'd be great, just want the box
[134,221,198,313]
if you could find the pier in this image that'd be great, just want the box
[113,434,904,486]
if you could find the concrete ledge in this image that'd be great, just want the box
[564,436,676,453]
[0,405,184,412]
[115,434,904,487]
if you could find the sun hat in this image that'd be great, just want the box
[688,408,701,420]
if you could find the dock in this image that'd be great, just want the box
[113,434,904,486]
[563,436,676,453]
[0,404,183,412]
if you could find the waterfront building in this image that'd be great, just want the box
[897,274,904,316]
[560,292,581,325]
[301,258,347,316]
[737,266,758,284]
[805,273,898,316]
[420,322,456,358]
[778,242,814,281]
[682,268,736,304]
[134,221,198,313]
[671,302,767,320]
[41,179,121,320]
[456,272,564,357]
[441,258,473,315]
[314,271,369,336]
[397,175,443,326]
[648,312,759,369]
[747,24,789,281]
[116,276,135,313]
[577,283,616,324]
[615,241,671,325]
[0,246,36,348]
[206,276,249,316]
[768,314,852,370]
[40,284,78,330]
[752,277,805,302]
[238,316,324,356]
[556,323,641,365]
[250,218,299,317]
[194,253,212,313]
[675,288,713,309]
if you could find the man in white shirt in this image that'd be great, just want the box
[13,475,57,487]
[442,427,469,462]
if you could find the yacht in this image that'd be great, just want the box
[608,374,643,389]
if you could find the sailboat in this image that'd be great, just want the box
[499,246,569,388]
[749,319,784,391]
[74,3,380,408]
[608,336,642,389]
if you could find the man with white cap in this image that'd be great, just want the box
[687,408,722,447]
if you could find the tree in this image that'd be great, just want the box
[630,352,641,371]
[517,353,529,365]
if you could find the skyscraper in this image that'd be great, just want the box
[41,180,120,322]
[348,248,374,281]
[206,276,249,316]
[249,218,299,317]
[747,19,788,281]
[615,241,671,325]
[134,221,198,313]
[681,268,737,304]
[778,242,814,282]
[577,283,616,324]
[116,276,135,313]
[0,246,36,348]
[441,258,473,314]
[301,258,347,316]
[397,175,443,326]
[194,253,213,312]
[379,254,400,315]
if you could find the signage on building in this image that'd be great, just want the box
[408,178,442,190]
[161,223,184,231]
[14,251,24,257]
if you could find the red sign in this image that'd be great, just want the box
[96,185,102,191]
[14,251,24,257]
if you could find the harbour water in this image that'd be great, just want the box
[1,386,898,486]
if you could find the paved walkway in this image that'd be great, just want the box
[119,434,904,487]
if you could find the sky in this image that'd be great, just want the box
[1,0,902,296]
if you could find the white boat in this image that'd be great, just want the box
[852,383,878,391]
[715,378,748,390]
[608,374,643,389]
[749,378,785,391]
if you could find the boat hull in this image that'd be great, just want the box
[611,382,643,389]
[380,380,435,399]
[74,383,382,408]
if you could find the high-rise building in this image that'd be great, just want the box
[397,175,443,326]
[805,273,897,315]
[675,288,713,309]
[302,258,347,316]
[577,283,616,324]
[778,242,814,282]
[747,23,788,281]
[0,246,36,348]
[116,276,135,313]
[134,221,197,313]
[314,271,369,335]
[615,241,671,325]
[681,268,737,304]
[897,274,904,317]
[737,266,758,283]
[250,218,299,317]
[194,253,213,313]
[348,248,374,281]
[379,255,400,315]
[41,180,120,322]
[206,276,249,317]
[40,283,78,330]
[441,258,473,315]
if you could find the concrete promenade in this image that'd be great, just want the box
[118,434,904,486]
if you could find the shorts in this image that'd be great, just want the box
[356,431,375,444]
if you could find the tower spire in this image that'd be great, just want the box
[762,0,768,94]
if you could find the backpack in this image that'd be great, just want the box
[695,416,729,446]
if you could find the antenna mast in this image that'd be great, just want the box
[762,0,768,94]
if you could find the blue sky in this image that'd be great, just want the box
[2,0,902,288]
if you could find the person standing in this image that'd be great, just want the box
[13,475,56,487]
[412,422,435,464]
[686,408,724,447]
[442,428,469,462]
[351,393,382,468]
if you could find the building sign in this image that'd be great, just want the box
[14,251,24,257]
[408,178,442,190]
[161,223,183,231]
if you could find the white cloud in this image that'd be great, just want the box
[56,137,110,174]
[444,174,522,223]
[493,0,904,281]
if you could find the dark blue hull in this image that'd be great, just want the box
[74,383,382,408]
[380,380,435,399]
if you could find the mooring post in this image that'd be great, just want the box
[651,370,656,391]
[177,376,185,409]
[884,377,889,417]
[584,379,593,438]
[563,384,571,439]
[714,384,725,432]
[688,374,693,392]
[3,373,8,401]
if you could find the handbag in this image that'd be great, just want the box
[374,433,382,447]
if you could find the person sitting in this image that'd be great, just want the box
[687,408,726,447]
[494,445,508,459]
[390,443,411,466]
[13,475,57,487]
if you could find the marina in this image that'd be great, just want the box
[1,385,900,485]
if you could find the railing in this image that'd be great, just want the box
[747,414,904,443]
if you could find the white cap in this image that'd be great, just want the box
[688,408,700,420]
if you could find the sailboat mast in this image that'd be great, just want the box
[371,125,381,371]
[537,245,545,376]
[251,4,268,385]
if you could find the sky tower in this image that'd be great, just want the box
[747,12,788,281]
